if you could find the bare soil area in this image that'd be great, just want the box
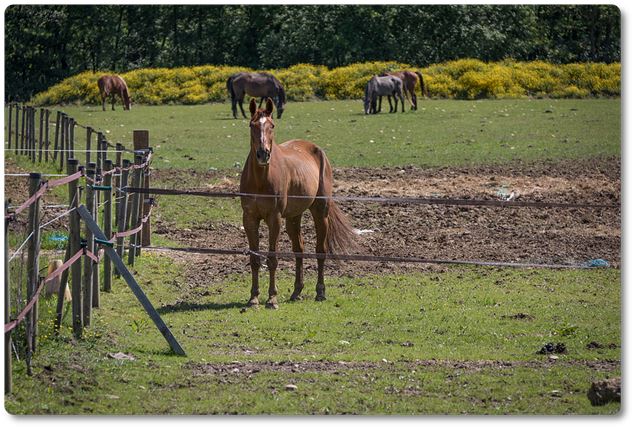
[149,157,620,285]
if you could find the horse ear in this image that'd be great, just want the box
[249,98,257,117]
[265,98,274,116]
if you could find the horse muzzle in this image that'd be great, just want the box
[256,148,271,165]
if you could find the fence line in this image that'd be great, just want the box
[4,118,155,393]
[141,245,601,270]
[122,186,619,210]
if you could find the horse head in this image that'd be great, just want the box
[249,98,275,166]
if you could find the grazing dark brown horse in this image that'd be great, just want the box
[97,75,131,111]
[240,98,356,309]
[227,72,286,119]
[380,71,426,110]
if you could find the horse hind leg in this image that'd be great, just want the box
[101,95,106,111]
[231,97,238,119]
[310,207,328,301]
[287,215,305,301]
[238,97,248,119]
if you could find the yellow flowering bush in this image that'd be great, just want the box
[31,60,621,106]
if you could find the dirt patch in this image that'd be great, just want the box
[187,358,620,376]
[150,157,620,286]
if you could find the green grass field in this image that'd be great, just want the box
[4,99,621,414]
[6,98,619,171]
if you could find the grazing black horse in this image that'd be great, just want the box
[227,72,286,119]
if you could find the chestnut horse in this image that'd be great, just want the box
[240,98,356,308]
[227,72,286,119]
[380,71,426,110]
[97,75,131,111]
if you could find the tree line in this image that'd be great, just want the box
[5,4,620,101]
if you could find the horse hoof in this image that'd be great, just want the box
[265,300,279,310]
[290,293,302,302]
[247,298,259,307]
[315,294,326,302]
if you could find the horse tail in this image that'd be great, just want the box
[416,71,426,97]
[317,149,357,254]
[226,74,236,102]
[119,76,131,108]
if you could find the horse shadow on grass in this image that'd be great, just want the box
[157,300,245,314]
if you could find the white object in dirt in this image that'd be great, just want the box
[44,259,71,301]
[353,228,374,235]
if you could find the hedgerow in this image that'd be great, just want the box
[31,59,620,105]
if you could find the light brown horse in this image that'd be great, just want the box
[380,71,426,110]
[97,75,131,111]
[240,98,356,309]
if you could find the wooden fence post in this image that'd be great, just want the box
[53,111,60,161]
[127,154,143,266]
[25,173,42,375]
[7,103,13,150]
[25,107,30,159]
[31,107,36,163]
[83,164,95,326]
[103,160,114,293]
[59,114,66,171]
[67,159,83,339]
[133,131,151,249]
[114,144,123,226]
[20,106,27,155]
[38,108,44,163]
[116,159,131,274]
[45,109,50,162]
[85,127,93,167]
[14,104,20,155]
[5,201,13,394]
[69,118,75,160]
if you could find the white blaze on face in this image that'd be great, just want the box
[260,116,267,146]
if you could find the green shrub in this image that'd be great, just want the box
[31,60,621,106]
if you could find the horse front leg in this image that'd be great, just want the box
[400,93,405,112]
[266,214,282,309]
[101,95,106,112]
[412,93,418,111]
[377,96,382,114]
[287,215,305,301]
[388,96,394,113]
[111,94,116,111]
[243,213,261,307]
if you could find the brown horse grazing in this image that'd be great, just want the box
[380,71,426,110]
[227,72,286,119]
[240,98,356,309]
[97,75,131,111]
